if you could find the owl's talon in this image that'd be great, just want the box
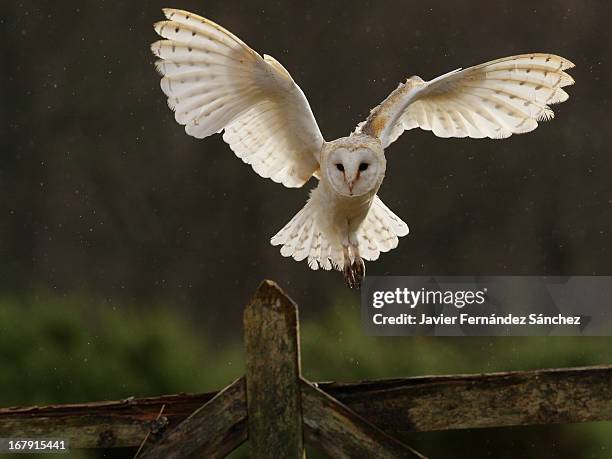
[343,256,365,289]
[343,264,355,288]
[354,257,365,283]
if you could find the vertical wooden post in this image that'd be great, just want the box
[244,280,304,458]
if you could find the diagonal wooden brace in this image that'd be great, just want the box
[301,377,426,458]
[139,377,247,459]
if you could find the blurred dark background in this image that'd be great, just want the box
[1,0,611,457]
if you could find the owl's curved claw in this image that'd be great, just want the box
[343,264,356,289]
[343,256,365,289]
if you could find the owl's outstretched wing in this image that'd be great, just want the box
[356,54,575,148]
[152,8,324,188]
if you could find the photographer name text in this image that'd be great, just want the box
[372,312,582,326]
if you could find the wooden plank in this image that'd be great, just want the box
[1,366,610,447]
[244,280,304,458]
[0,391,219,448]
[301,378,426,458]
[0,392,216,448]
[320,365,612,432]
[139,377,247,459]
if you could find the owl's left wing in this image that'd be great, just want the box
[356,54,575,148]
[152,8,324,188]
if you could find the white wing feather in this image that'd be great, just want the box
[357,53,575,148]
[152,8,324,187]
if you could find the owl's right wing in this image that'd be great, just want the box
[152,8,324,188]
[356,54,575,148]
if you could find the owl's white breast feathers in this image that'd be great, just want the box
[152,8,324,188]
[357,53,575,148]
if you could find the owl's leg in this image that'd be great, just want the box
[342,242,365,289]
[342,246,355,288]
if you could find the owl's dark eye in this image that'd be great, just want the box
[359,162,369,171]
[336,163,344,172]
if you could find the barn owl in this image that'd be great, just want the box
[151,8,575,288]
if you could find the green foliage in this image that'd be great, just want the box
[0,294,243,407]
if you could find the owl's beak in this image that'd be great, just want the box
[347,179,355,193]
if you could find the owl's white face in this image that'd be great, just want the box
[322,136,386,197]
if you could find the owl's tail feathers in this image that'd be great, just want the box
[356,195,410,262]
[270,200,344,272]
[270,195,409,282]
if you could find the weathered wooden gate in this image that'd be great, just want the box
[1,280,611,458]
